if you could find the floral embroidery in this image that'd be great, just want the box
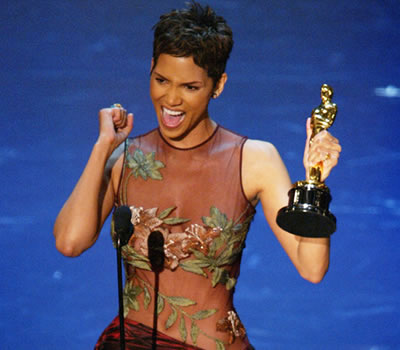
[126,148,165,180]
[116,205,253,275]
[182,224,222,256]
[114,205,253,349]
[117,206,190,270]
[216,310,246,345]
[180,206,254,290]
[114,204,254,284]
[120,146,166,204]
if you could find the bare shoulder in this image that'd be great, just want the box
[244,138,279,157]
[242,139,291,203]
[243,139,284,172]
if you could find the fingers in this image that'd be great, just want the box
[110,105,128,130]
[100,105,132,131]
[116,113,134,141]
[307,130,341,181]
[308,136,341,165]
[302,118,312,167]
[98,105,134,149]
[304,118,312,152]
[111,113,133,147]
[305,117,312,143]
[302,116,342,181]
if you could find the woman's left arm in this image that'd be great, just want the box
[242,119,341,283]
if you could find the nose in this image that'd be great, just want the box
[165,86,182,106]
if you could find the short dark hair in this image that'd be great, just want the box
[152,1,233,85]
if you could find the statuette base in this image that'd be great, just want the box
[276,182,336,237]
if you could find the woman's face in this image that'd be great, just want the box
[150,54,224,147]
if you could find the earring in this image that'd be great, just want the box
[212,92,218,99]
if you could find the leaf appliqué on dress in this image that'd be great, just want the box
[179,206,254,290]
[123,275,220,346]
[126,149,165,180]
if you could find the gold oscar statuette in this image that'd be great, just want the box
[276,84,338,237]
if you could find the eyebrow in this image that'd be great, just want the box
[153,71,204,86]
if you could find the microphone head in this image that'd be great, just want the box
[148,231,165,272]
[113,206,134,246]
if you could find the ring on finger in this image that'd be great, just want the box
[110,103,123,109]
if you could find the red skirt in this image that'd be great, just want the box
[94,316,204,350]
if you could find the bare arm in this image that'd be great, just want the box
[53,107,133,257]
[242,119,341,283]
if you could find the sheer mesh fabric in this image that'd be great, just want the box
[110,125,255,350]
[94,316,203,349]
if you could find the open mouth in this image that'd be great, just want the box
[161,107,185,128]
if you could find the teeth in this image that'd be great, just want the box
[163,107,184,116]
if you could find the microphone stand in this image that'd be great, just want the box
[116,236,126,350]
[113,205,134,350]
[148,231,165,350]
[151,271,159,350]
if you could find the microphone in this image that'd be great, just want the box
[148,231,165,344]
[148,231,165,272]
[113,205,134,350]
[114,205,134,246]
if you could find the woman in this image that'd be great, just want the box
[54,3,341,349]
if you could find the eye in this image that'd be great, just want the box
[155,77,166,84]
[185,84,199,91]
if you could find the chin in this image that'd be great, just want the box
[161,128,188,143]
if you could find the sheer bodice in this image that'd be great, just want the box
[113,125,256,349]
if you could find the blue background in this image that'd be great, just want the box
[1,1,400,349]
